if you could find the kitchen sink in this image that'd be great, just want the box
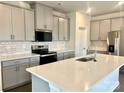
[76,57,95,62]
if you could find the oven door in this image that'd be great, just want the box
[40,53,57,65]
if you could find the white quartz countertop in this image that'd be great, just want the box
[0,53,40,61]
[26,54,124,92]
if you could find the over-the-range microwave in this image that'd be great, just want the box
[35,31,52,42]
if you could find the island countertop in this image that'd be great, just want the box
[26,54,124,92]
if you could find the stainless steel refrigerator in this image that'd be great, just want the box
[107,31,124,73]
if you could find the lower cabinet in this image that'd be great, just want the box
[17,62,30,84]
[57,51,75,61]
[3,65,17,89]
[2,56,40,90]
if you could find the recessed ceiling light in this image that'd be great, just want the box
[118,1,124,6]
[86,8,92,14]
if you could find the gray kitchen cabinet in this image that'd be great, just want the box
[53,16,59,41]
[90,21,100,40]
[17,62,30,84]
[25,9,35,41]
[111,18,123,31]
[53,16,69,41]
[3,65,17,89]
[45,6,53,30]
[3,58,30,90]
[59,18,64,40]
[12,7,25,40]
[57,51,75,61]
[30,57,40,67]
[64,51,75,59]
[2,57,40,90]
[35,3,53,31]
[99,19,110,40]
[63,52,70,59]
[59,18,69,40]
[0,4,34,41]
[0,4,12,41]
[64,19,69,40]
[57,53,64,61]
[91,19,110,40]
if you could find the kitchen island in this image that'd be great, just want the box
[26,54,124,92]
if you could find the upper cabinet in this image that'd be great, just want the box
[0,4,12,41]
[0,4,34,41]
[90,21,100,40]
[53,16,69,41]
[11,7,25,41]
[99,19,110,40]
[90,19,110,40]
[59,18,69,40]
[59,18,65,40]
[35,3,53,31]
[111,18,122,31]
[53,16,59,40]
[25,10,35,41]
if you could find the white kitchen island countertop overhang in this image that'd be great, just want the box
[26,54,124,92]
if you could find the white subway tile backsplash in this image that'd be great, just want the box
[0,41,67,55]
[89,41,107,51]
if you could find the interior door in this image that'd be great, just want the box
[75,28,87,57]
[12,7,25,40]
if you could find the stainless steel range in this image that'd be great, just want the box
[32,45,57,65]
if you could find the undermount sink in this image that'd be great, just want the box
[76,57,94,62]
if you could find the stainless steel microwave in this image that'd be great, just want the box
[35,31,52,42]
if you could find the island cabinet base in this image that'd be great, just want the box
[32,75,63,92]
[88,69,119,92]
[31,69,120,92]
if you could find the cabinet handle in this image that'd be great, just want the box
[13,35,15,39]
[16,66,18,71]
[10,35,13,40]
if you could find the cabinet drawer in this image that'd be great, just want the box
[57,53,64,61]
[2,58,29,67]
[3,60,17,67]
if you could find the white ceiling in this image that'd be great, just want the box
[38,1,124,16]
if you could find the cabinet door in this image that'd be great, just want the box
[25,10,35,41]
[63,52,70,59]
[45,6,53,31]
[59,18,64,40]
[57,53,64,61]
[53,16,59,40]
[17,62,30,84]
[64,19,69,40]
[100,19,110,40]
[111,18,122,31]
[69,51,75,58]
[35,4,45,30]
[90,21,100,40]
[0,4,12,41]
[3,65,17,89]
[12,7,25,40]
